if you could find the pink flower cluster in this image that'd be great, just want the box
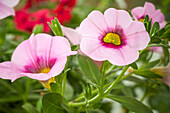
[0,2,166,83]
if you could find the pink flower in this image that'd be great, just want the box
[0,0,20,20]
[79,8,150,66]
[150,64,170,87]
[131,2,165,28]
[62,26,82,45]
[0,33,77,82]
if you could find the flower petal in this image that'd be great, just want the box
[104,8,117,30]
[112,45,139,66]
[62,26,82,45]
[116,10,132,30]
[21,58,67,81]
[1,0,20,7]
[125,21,150,50]
[48,57,67,78]
[80,38,139,66]
[0,62,23,82]
[151,9,165,23]
[21,73,50,81]
[80,10,107,37]
[0,2,15,20]
[125,21,146,35]
[131,7,145,20]
[126,31,150,50]
[11,34,38,68]
[144,2,155,16]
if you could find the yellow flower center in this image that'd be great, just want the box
[139,18,144,22]
[103,33,121,45]
[40,68,51,74]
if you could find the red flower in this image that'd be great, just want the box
[15,10,36,32]
[14,0,76,33]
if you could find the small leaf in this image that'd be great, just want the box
[150,22,160,36]
[106,94,153,113]
[150,36,162,44]
[22,103,39,113]
[134,70,162,78]
[144,15,149,22]
[162,47,170,66]
[147,44,170,48]
[42,93,67,113]
[48,17,63,36]
[155,27,166,37]
[50,83,61,93]
[139,60,160,70]
[32,24,44,35]
[160,29,170,39]
[130,62,138,69]
[78,55,101,86]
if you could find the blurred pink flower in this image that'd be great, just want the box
[62,26,82,45]
[150,64,170,87]
[0,33,77,82]
[148,47,163,53]
[0,0,20,19]
[131,2,165,28]
[79,8,150,66]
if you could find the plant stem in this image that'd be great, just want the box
[62,61,68,96]
[104,65,129,94]
[23,78,31,103]
[100,61,107,94]
[69,65,130,107]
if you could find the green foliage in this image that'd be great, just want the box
[106,94,153,113]
[130,62,138,69]
[139,60,160,70]
[134,70,162,78]
[78,55,101,87]
[33,24,44,35]
[48,17,63,36]
[42,93,73,113]
[22,103,40,113]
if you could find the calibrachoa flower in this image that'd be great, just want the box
[0,34,77,85]
[0,0,20,20]
[80,8,150,66]
[15,0,76,32]
[150,64,170,87]
[131,2,165,28]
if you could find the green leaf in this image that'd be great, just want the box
[144,15,149,22]
[32,24,44,35]
[155,27,166,37]
[147,44,170,48]
[162,47,170,66]
[78,55,101,86]
[139,60,160,70]
[22,103,39,113]
[150,36,162,44]
[42,93,67,113]
[48,17,63,36]
[150,22,160,36]
[133,70,162,78]
[160,29,170,39]
[106,94,153,113]
[50,83,61,93]
[130,62,138,69]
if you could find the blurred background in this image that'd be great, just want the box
[0,0,170,113]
